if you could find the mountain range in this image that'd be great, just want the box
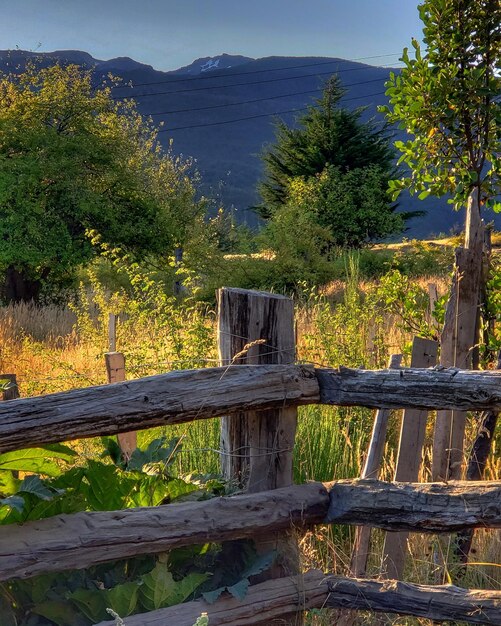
[1,49,498,238]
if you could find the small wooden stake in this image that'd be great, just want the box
[108,313,117,354]
[347,354,403,581]
[455,349,501,569]
[0,374,19,401]
[104,352,136,458]
[381,337,438,579]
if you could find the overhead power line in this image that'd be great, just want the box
[112,64,402,101]
[144,71,403,118]
[111,52,403,91]
[157,89,387,133]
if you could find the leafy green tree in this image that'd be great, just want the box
[292,165,405,247]
[257,76,395,218]
[0,64,200,302]
[382,0,501,213]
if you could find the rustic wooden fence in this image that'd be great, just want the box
[1,288,501,625]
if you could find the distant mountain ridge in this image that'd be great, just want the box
[168,53,255,75]
[0,48,496,238]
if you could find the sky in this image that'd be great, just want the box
[2,0,424,71]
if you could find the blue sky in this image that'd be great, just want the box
[3,1,423,71]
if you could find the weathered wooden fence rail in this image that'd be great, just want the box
[3,480,501,582]
[93,570,501,626]
[2,364,501,453]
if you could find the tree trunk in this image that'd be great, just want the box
[2,266,43,303]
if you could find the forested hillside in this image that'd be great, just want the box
[1,49,499,237]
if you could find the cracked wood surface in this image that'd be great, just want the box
[2,480,500,582]
[0,364,319,453]
[317,366,501,411]
[1,365,501,453]
[93,569,501,625]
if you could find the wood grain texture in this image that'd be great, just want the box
[105,351,136,458]
[328,479,501,532]
[2,364,501,454]
[0,482,330,582]
[217,287,300,625]
[217,287,296,488]
[0,364,319,453]
[381,338,438,579]
[93,569,501,625]
[349,354,402,582]
[317,366,501,411]
[433,192,484,481]
[3,480,501,582]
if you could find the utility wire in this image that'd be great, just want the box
[158,89,387,132]
[146,70,403,117]
[112,67,400,101]
[111,52,403,91]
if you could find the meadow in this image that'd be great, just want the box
[1,240,500,625]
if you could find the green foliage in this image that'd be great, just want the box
[258,76,394,216]
[381,0,501,210]
[0,435,279,625]
[71,240,216,372]
[0,438,213,624]
[264,165,404,253]
[0,63,200,300]
[202,550,276,604]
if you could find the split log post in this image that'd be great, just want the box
[433,191,484,481]
[348,354,403,579]
[340,354,402,626]
[104,350,136,459]
[428,282,439,332]
[455,349,501,568]
[217,287,301,624]
[0,373,19,401]
[381,337,438,579]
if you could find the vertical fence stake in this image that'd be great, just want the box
[217,287,302,625]
[108,313,117,354]
[0,373,19,401]
[347,354,403,578]
[381,337,438,580]
[337,354,402,626]
[455,349,501,570]
[105,314,136,459]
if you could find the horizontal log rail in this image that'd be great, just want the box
[327,479,501,531]
[0,365,319,453]
[1,365,501,453]
[3,480,501,582]
[93,569,501,626]
[317,366,501,411]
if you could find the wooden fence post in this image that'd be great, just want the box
[0,374,19,401]
[338,354,402,626]
[432,193,484,481]
[217,287,301,624]
[105,313,136,458]
[105,351,136,459]
[381,337,438,580]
